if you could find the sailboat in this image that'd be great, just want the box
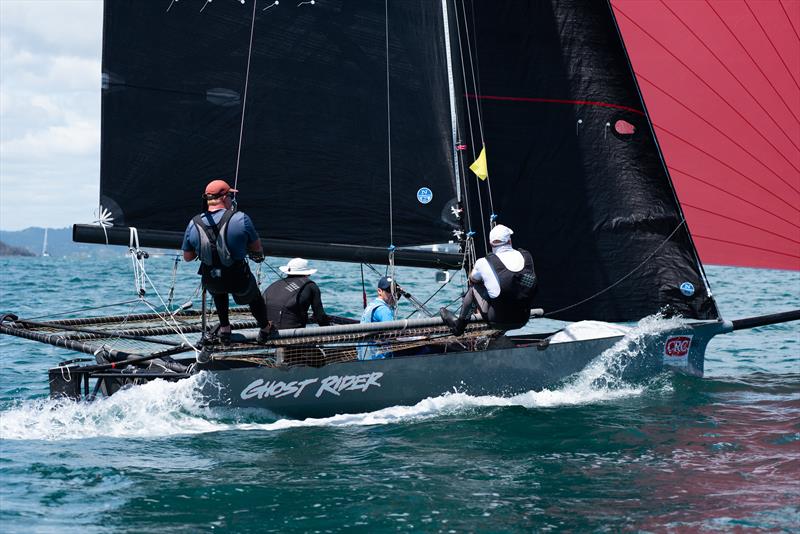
[41,228,50,257]
[1,0,797,418]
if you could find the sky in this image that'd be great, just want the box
[0,0,103,231]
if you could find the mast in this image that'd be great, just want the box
[441,0,462,205]
[41,228,49,257]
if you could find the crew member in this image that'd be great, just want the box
[182,179,272,343]
[440,224,537,335]
[263,257,330,329]
[357,275,397,359]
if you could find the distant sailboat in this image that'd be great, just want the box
[41,229,50,257]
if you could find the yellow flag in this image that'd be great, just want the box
[470,146,488,180]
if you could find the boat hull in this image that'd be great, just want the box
[203,321,726,418]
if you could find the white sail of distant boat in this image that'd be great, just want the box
[41,229,49,257]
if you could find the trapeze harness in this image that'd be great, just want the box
[485,248,537,325]
[264,276,314,329]
[192,210,249,294]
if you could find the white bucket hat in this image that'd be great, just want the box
[279,257,317,276]
[489,224,513,245]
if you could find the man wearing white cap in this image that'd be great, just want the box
[440,224,537,335]
[182,179,272,343]
[263,258,330,329]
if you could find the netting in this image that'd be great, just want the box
[1,307,503,369]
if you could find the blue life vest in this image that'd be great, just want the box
[357,299,395,360]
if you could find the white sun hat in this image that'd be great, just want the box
[489,224,513,245]
[279,257,318,276]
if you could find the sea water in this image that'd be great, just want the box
[0,256,797,532]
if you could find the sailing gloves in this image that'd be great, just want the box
[248,251,265,263]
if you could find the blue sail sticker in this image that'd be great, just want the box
[417,187,433,204]
[680,282,695,297]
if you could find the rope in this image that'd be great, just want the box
[128,227,147,297]
[233,0,258,192]
[167,253,181,309]
[22,299,144,322]
[460,0,495,222]
[544,220,688,318]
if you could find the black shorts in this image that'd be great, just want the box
[200,262,260,305]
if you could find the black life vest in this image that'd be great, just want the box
[485,248,537,324]
[264,276,313,329]
[192,209,236,267]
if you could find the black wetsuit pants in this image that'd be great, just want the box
[212,291,268,329]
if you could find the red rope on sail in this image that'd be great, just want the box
[636,72,800,197]
[614,6,800,177]
[464,94,645,116]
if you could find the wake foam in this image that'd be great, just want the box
[1,315,681,440]
[0,374,223,441]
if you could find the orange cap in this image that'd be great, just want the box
[204,179,238,197]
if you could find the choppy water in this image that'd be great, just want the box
[0,256,798,532]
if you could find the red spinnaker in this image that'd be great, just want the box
[612,0,800,270]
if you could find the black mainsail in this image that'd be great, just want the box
[454,1,718,322]
[80,0,718,322]
[93,0,462,266]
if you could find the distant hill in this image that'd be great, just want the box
[0,239,36,256]
[0,227,175,258]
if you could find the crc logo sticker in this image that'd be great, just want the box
[416,187,433,204]
[240,372,383,401]
[664,335,692,358]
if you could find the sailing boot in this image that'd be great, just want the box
[440,307,466,336]
[218,326,232,345]
[257,322,277,344]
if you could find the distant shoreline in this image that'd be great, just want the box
[0,239,35,257]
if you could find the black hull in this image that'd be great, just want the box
[202,321,726,418]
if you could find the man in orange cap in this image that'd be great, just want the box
[182,179,272,343]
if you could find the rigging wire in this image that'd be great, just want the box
[543,221,689,318]
[450,0,476,253]
[21,299,145,322]
[463,0,496,221]
[232,0,258,192]
[453,1,487,254]
[614,6,800,177]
